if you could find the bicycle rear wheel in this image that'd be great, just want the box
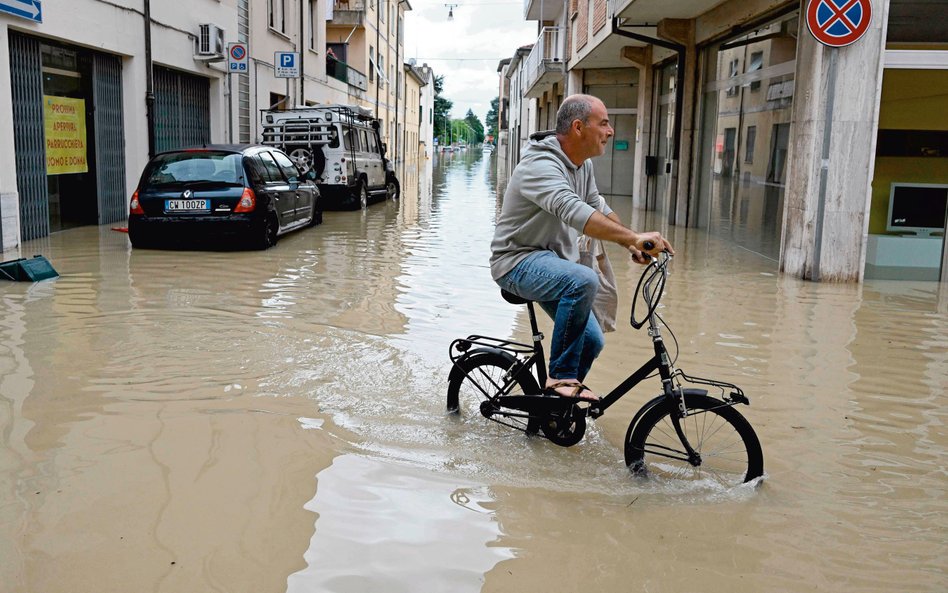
[447,352,540,431]
[625,393,763,487]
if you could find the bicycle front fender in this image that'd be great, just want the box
[626,388,710,433]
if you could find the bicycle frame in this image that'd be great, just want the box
[449,253,748,425]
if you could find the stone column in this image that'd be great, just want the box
[780,1,891,282]
[620,45,653,209]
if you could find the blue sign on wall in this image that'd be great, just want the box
[0,0,42,23]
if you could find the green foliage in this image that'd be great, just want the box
[464,109,485,144]
[433,75,453,144]
[485,96,499,141]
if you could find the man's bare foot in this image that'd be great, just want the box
[545,379,599,402]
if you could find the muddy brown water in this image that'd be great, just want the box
[1,150,945,592]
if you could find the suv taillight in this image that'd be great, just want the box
[234,188,256,213]
[129,190,144,215]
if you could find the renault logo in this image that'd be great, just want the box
[182,189,193,199]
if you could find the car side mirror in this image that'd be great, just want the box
[382,142,387,154]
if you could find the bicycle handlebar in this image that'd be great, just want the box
[630,251,672,329]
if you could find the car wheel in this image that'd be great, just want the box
[255,214,279,250]
[386,177,400,201]
[358,180,369,210]
[289,148,313,174]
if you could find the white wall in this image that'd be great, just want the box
[0,0,238,250]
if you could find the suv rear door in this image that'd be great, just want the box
[363,130,384,189]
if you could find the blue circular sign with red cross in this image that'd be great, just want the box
[230,44,246,61]
[806,0,872,47]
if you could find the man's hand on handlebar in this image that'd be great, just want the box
[628,231,674,264]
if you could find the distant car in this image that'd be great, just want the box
[128,145,321,250]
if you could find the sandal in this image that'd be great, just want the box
[544,380,600,402]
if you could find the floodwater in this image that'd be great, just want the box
[1,149,945,593]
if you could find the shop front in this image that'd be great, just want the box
[9,32,126,241]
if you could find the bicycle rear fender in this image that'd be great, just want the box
[447,347,518,385]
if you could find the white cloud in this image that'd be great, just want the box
[404,1,537,122]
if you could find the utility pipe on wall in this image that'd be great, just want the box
[144,0,156,158]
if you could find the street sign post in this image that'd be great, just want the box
[0,0,42,22]
[806,0,872,48]
[227,42,249,73]
[274,52,300,78]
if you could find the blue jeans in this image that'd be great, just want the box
[496,251,604,383]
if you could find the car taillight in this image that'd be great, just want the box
[234,188,256,213]
[129,190,144,215]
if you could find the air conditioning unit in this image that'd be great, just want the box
[196,24,225,59]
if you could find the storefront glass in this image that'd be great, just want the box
[697,13,798,261]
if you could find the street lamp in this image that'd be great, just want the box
[445,3,457,20]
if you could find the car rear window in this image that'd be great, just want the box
[145,152,244,186]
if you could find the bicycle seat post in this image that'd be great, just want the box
[526,301,548,387]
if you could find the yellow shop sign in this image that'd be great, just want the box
[44,96,88,175]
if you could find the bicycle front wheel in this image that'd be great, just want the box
[625,393,763,487]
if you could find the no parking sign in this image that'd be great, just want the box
[228,43,249,72]
[806,0,872,47]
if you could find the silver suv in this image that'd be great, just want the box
[261,105,399,210]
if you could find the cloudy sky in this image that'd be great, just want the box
[403,1,538,124]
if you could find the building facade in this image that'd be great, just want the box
[502,0,948,282]
[0,0,422,251]
[0,0,238,249]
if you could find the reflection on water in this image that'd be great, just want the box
[287,454,511,593]
[0,148,945,592]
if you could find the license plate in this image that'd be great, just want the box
[165,199,209,212]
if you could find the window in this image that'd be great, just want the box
[726,58,739,97]
[272,150,301,180]
[359,129,370,152]
[343,128,358,150]
[258,153,286,183]
[380,0,385,22]
[748,51,764,91]
[269,0,286,33]
[269,92,287,111]
[309,0,317,50]
[745,126,756,163]
[369,46,375,83]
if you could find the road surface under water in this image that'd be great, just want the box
[0,149,945,592]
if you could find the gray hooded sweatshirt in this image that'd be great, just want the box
[489,134,612,281]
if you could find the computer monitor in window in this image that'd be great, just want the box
[886,183,948,237]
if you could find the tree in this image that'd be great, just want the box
[464,109,485,144]
[433,75,453,145]
[485,97,499,142]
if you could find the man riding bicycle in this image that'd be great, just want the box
[490,94,674,402]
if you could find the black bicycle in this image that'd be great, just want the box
[447,252,764,487]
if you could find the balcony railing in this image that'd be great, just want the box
[327,58,368,92]
[523,27,565,94]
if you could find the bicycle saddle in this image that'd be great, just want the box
[501,289,530,305]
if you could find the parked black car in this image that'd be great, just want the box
[128,145,321,250]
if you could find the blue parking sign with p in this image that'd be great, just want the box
[274,52,301,78]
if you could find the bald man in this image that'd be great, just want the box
[490,94,674,401]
